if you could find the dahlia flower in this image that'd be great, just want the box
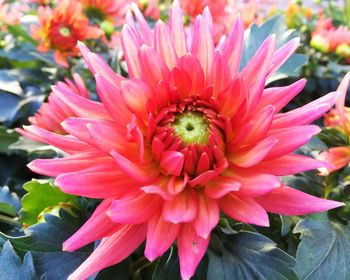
[310,16,350,62]
[80,0,133,25]
[24,1,344,279]
[31,0,102,67]
[318,72,350,175]
[18,73,88,141]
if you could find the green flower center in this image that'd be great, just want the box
[59,27,71,37]
[172,111,209,144]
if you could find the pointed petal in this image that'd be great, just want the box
[160,151,185,176]
[108,192,161,224]
[63,199,121,252]
[169,0,187,57]
[177,223,209,280]
[67,225,146,280]
[121,24,141,78]
[162,189,198,224]
[317,147,350,175]
[193,193,219,239]
[205,176,241,199]
[220,194,269,226]
[256,186,344,215]
[144,211,180,261]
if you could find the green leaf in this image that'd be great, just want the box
[20,180,77,226]
[7,25,38,46]
[241,15,307,82]
[0,127,19,155]
[206,231,299,280]
[0,241,38,280]
[294,219,350,280]
[1,210,92,279]
[0,186,21,217]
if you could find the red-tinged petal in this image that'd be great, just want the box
[144,211,180,261]
[169,0,187,57]
[21,125,91,153]
[160,151,185,176]
[229,136,278,168]
[219,16,244,76]
[191,15,214,80]
[55,169,137,198]
[227,168,281,197]
[255,186,344,215]
[177,54,205,95]
[220,194,269,226]
[51,85,112,120]
[138,45,169,90]
[242,105,276,144]
[241,35,276,112]
[163,189,198,224]
[189,170,219,187]
[154,20,178,69]
[335,71,350,117]
[108,192,161,224]
[141,184,173,201]
[193,193,219,239]
[53,51,69,68]
[167,175,188,195]
[212,52,231,97]
[63,199,121,252]
[266,125,321,160]
[67,224,146,280]
[205,176,241,199]
[257,79,306,112]
[131,3,153,46]
[272,91,338,129]
[121,24,141,78]
[177,223,209,280]
[95,74,132,127]
[317,147,350,175]
[27,152,112,177]
[111,150,159,183]
[267,37,300,80]
[121,79,153,120]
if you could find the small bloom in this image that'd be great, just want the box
[24,2,344,279]
[0,0,28,28]
[318,72,350,175]
[17,73,89,141]
[31,0,103,67]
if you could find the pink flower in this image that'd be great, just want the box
[17,73,88,140]
[318,72,350,175]
[0,0,28,28]
[24,1,344,279]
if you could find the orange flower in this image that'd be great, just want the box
[80,0,133,24]
[31,0,102,67]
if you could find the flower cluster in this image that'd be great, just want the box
[20,1,346,279]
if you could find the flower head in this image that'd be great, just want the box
[18,73,88,141]
[311,16,350,62]
[25,1,344,279]
[318,72,350,175]
[31,0,103,67]
[0,0,28,28]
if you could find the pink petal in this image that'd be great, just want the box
[267,125,321,160]
[67,224,146,280]
[121,24,141,78]
[193,193,219,239]
[163,189,198,224]
[177,223,209,280]
[257,79,306,112]
[160,151,185,176]
[255,154,333,176]
[256,185,344,215]
[63,199,121,252]
[229,136,278,168]
[169,0,187,57]
[108,192,161,224]
[191,15,214,80]
[219,16,244,76]
[54,168,137,198]
[205,176,241,199]
[144,211,180,261]
[154,20,178,69]
[220,194,269,226]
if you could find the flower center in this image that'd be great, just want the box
[59,27,71,37]
[172,111,209,144]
